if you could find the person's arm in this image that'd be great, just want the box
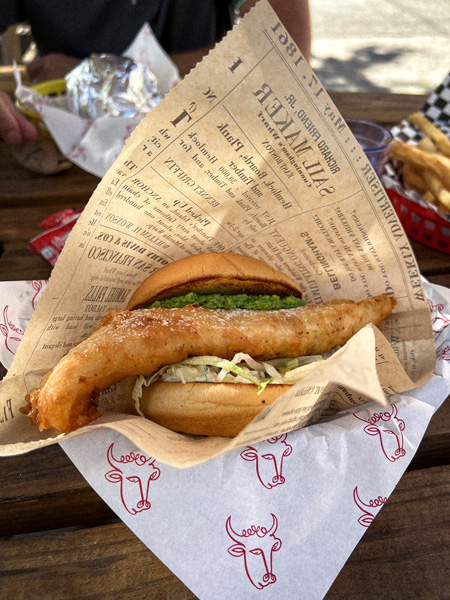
[171,0,312,77]
[0,91,37,144]
[26,53,81,84]
[169,44,216,78]
[239,0,311,62]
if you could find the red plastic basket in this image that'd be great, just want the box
[387,188,450,254]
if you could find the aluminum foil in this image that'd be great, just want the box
[65,54,161,119]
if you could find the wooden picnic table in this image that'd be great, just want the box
[0,89,449,599]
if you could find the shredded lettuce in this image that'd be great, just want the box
[132,353,324,406]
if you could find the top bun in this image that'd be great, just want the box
[126,252,303,310]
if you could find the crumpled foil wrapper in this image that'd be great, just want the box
[65,54,161,119]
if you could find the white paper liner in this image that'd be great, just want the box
[1,278,448,599]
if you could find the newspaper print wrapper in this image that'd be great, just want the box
[0,277,449,599]
[0,0,438,466]
[13,23,181,177]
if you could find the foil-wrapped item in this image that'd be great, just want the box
[65,54,161,119]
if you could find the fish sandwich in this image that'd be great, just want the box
[25,252,396,436]
[125,252,396,437]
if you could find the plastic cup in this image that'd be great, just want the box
[346,118,393,176]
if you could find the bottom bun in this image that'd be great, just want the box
[126,379,291,437]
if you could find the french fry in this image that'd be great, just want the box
[390,140,450,190]
[418,136,437,154]
[422,170,450,211]
[402,163,428,194]
[407,112,450,158]
[422,190,438,205]
[422,190,449,214]
[437,200,450,213]
[390,119,450,213]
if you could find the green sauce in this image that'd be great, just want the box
[148,292,305,310]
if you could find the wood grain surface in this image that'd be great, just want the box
[1,464,448,600]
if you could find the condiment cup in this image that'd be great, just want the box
[346,118,393,176]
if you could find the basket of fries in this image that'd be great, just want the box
[382,77,450,253]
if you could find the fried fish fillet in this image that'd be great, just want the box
[24,294,396,434]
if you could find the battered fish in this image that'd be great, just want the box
[24,294,396,434]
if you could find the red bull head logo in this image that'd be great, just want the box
[0,306,24,356]
[31,280,45,309]
[441,344,450,361]
[240,433,293,489]
[104,443,161,515]
[226,513,282,590]
[354,403,406,462]
[353,486,387,527]
[427,299,450,334]
[0,281,45,357]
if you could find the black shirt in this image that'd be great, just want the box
[1,0,236,57]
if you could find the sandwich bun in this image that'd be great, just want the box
[127,379,292,437]
[126,252,302,309]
